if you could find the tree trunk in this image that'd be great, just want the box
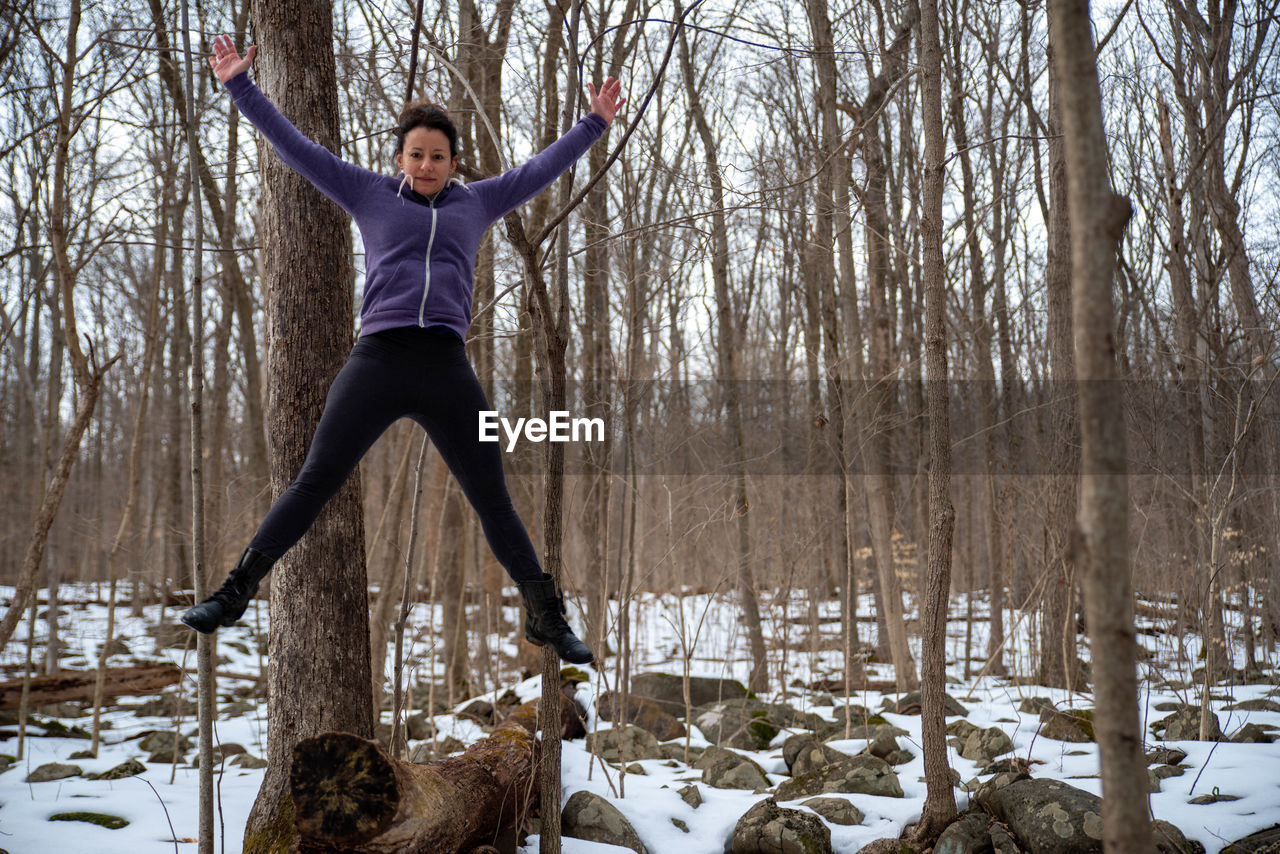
[0,664,181,710]
[243,3,374,851]
[1050,0,1152,850]
[914,0,957,838]
[290,693,583,854]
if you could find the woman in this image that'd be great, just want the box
[182,35,623,665]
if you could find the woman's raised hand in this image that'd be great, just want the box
[208,34,257,84]
[587,77,625,124]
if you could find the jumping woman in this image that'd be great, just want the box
[182,35,624,665]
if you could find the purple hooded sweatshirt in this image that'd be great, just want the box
[224,72,607,340]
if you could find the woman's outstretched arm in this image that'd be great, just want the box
[210,34,375,215]
[472,77,626,222]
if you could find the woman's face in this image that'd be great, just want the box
[395,127,458,196]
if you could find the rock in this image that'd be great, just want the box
[854,840,922,854]
[678,783,702,808]
[826,722,909,743]
[1189,792,1241,805]
[598,691,687,741]
[978,776,1196,854]
[1145,747,1188,766]
[38,702,87,718]
[25,762,81,783]
[776,754,903,800]
[1018,696,1055,715]
[1225,699,1280,713]
[730,796,832,854]
[659,741,703,763]
[946,719,980,740]
[1221,823,1280,853]
[148,748,185,764]
[1231,723,1274,743]
[139,730,193,753]
[94,759,146,780]
[459,699,495,726]
[630,672,747,716]
[693,698,812,751]
[672,817,689,832]
[67,749,95,760]
[48,812,129,830]
[1150,764,1186,781]
[934,811,995,854]
[585,725,663,763]
[801,796,863,826]
[1154,707,1221,741]
[406,712,433,741]
[134,694,197,718]
[229,753,267,769]
[961,726,1015,763]
[782,733,850,776]
[561,790,647,854]
[881,691,967,716]
[219,701,255,718]
[978,778,1102,854]
[977,757,1034,776]
[1038,708,1094,742]
[698,746,771,790]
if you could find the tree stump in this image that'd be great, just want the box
[290,693,584,854]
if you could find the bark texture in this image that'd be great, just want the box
[1050,0,1153,850]
[242,2,373,851]
[0,664,181,710]
[289,695,584,854]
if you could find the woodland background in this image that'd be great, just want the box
[1,0,1278,807]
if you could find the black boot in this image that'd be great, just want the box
[516,573,594,664]
[181,548,276,633]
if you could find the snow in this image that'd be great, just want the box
[0,585,1276,854]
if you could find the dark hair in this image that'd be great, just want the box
[395,101,459,158]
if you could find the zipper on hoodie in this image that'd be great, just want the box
[418,195,440,326]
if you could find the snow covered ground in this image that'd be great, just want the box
[0,586,1276,853]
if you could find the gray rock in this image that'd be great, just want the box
[801,796,863,826]
[776,754,903,800]
[946,719,980,740]
[698,746,771,790]
[148,748,186,764]
[1189,792,1241,805]
[598,691,687,741]
[659,741,703,763]
[730,796,832,854]
[1018,696,1055,715]
[585,725,663,763]
[882,691,967,717]
[561,790,647,854]
[978,777,1195,854]
[1154,707,1221,741]
[139,730,193,753]
[1145,747,1188,766]
[1038,709,1094,742]
[961,726,1015,763]
[229,753,267,769]
[977,757,1033,776]
[671,817,689,833]
[1224,699,1280,713]
[852,840,922,854]
[630,672,747,716]
[405,712,433,741]
[782,733,850,776]
[1220,823,1280,853]
[693,699,811,751]
[1150,764,1186,781]
[678,783,702,808]
[133,694,197,718]
[934,811,995,854]
[219,701,255,718]
[94,759,146,780]
[1230,723,1274,743]
[25,762,81,783]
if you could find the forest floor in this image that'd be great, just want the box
[0,585,1276,853]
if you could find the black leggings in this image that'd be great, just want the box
[248,326,542,582]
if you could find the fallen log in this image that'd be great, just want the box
[0,664,182,710]
[290,691,585,854]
